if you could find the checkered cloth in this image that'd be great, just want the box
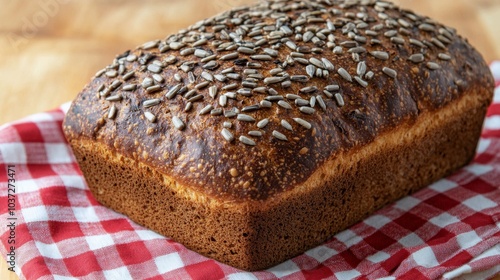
[1,64,500,280]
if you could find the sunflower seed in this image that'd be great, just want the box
[286,94,301,100]
[316,95,326,111]
[306,64,316,78]
[272,130,288,141]
[255,99,270,108]
[208,85,218,99]
[265,96,284,101]
[321,58,335,71]
[348,47,367,53]
[299,106,315,115]
[146,85,162,94]
[165,84,182,99]
[276,100,291,110]
[247,130,262,137]
[427,62,441,70]
[409,38,425,48]
[122,71,135,81]
[290,75,309,83]
[147,64,162,73]
[295,98,310,106]
[242,105,260,112]
[199,105,213,115]
[108,105,117,119]
[365,71,375,80]
[325,84,340,92]
[250,54,273,61]
[142,77,154,88]
[384,30,398,37]
[239,135,256,146]
[144,111,156,123]
[334,93,345,107]
[370,51,389,60]
[220,52,239,60]
[193,38,208,47]
[354,76,368,88]
[122,84,136,91]
[187,94,203,103]
[219,95,228,107]
[333,46,343,54]
[105,70,118,78]
[281,119,293,131]
[293,118,311,129]
[172,116,185,130]
[237,47,256,54]
[382,67,397,78]
[237,114,256,122]
[419,23,435,32]
[431,37,446,49]
[210,108,223,116]
[143,98,161,108]
[408,53,424,63]
[309,58,325,69]
[223,121,232,128]
[201,71,214,82]
[184,102,192,112]
[357,61,367,76]
[257,118,269,128]
[221,128,235,142]
[263,48,278,57]
[338,68,352,82]
[264,77,285,85]
[438,53,451,61]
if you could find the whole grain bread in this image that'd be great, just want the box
[63,0,494,271]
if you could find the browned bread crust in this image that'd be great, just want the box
[63,0,494,271]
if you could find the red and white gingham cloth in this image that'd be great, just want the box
[1,64,500,280]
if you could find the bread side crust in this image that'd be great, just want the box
[69,87,489,270]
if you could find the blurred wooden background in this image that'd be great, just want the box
[1,0,500,279]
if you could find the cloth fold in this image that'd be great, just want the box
[1,65,500,279]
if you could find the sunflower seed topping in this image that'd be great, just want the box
[438,53,451,61]
[146,85,162,94]
[382,67,397,78]
[172,116,185,130]
[201,71,214,82]
[248,130,263,137]
[278,100,292,109]
[281,120,293,131]
[357,61,367,76]
[237,114,256,122]
[199,105,213,115]
[409,53,425,63]
[108,105,117,119]
[427,62,441,70]
[293,118,312,129]
[299,106,315,115]
[260,100,272,108]
[338,68,352,82]
[242,105,260,112]
[221,128,235,142]
[165,84,182,99]
[316,95,327,111]
[143,98,161,108]
[250,54,273,61]
[220,52,239,60]
[370,51,389,60]
[208,85,218,99]
[239,136,256,146]
[144,112,156,123]
[257,118,269,128]
[335,93,345,107]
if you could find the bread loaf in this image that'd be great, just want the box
[63,0,494,271]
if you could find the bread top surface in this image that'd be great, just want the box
[64,0,493,202]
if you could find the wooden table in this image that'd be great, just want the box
[1,0,499,279]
